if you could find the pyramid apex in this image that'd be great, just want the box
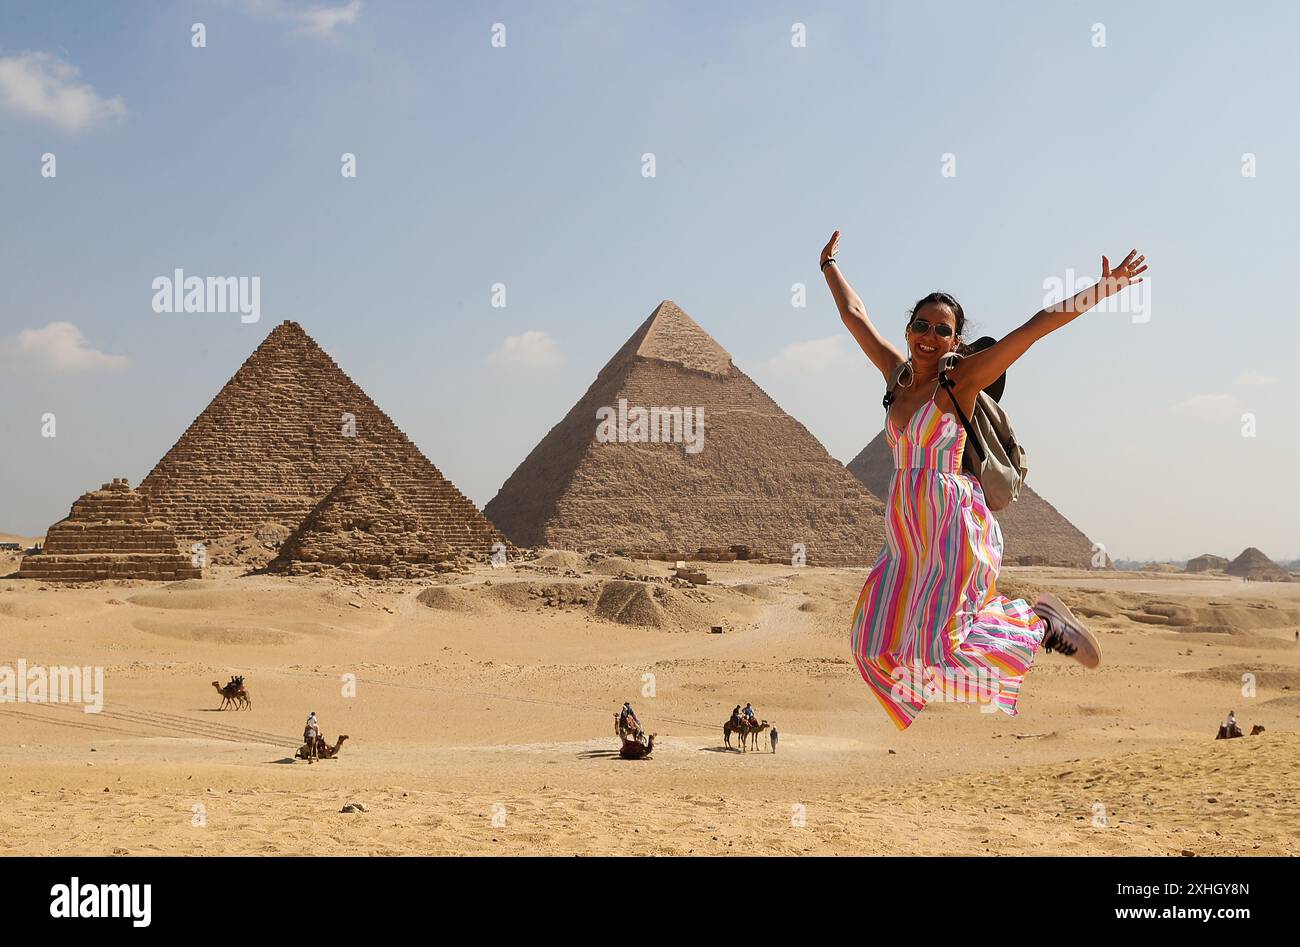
[633,300,733,375]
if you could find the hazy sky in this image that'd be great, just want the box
[2,1,1297,561]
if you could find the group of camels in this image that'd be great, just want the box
[612,708,773,759]
[723,715,770,752]
[210,677,252,710]
[209,675,349,761]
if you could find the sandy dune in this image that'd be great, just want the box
[1,557,1297,855]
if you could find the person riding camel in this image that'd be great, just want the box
[742,702,757,723]
[1224,709,1242,738]
[304,711,320,760]
[730,705,742,728]
[620,702,642,736]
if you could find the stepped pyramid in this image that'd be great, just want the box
[485,301,885,566]
[846,433,1100,569]
[270,465,447,577]
[19,479,201,582]
[139,321,502,558]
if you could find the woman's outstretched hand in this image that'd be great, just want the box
[820,230,841,269]
[1100,249,1148,294]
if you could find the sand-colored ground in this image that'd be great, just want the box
[1,553,1298,856]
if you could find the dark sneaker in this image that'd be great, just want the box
[1033,593,1102,669]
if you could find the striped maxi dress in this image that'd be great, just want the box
[849,384,1046,730]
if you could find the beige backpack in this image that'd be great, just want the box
[883,338,1028,511]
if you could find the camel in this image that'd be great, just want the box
[211,680,251,710]
[296,734,349,762]
[742,720,770,751]
[1215,722,1266,740]
[620,733,655,760]
[723,716,769,752]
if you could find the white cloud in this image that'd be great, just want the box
[0,52,126,132]
[15,323,128,373]
[754,336,855,376]
[1234,371,1276,386]
[487,331,563,370]
[236,0,362,37]
[1172,392,1238,421]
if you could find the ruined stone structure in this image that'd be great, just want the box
[19,479,201,582]
[485,301,886,566]
[1185,553,1230,573]
[138,321,502,559]
[269,465,451,578]
[846,431,1101,569]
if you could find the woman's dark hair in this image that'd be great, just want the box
[907,292,974,352]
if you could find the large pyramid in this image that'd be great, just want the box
[139,321,502,557]
[846,432,1100,569]
[484,301,885,566]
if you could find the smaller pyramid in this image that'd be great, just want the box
[269,465,450,578]
[1185,553,1229,573]
[1227,547,1289,582]
[19,479,201,582]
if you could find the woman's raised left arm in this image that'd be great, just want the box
[951,249,1148,393]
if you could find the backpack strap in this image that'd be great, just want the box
[882,361,908,409]
[937,354,986,463]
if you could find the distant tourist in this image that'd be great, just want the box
[769,722,779,754]
[304,711,320,759]
[1220,710,1243,739]
[823,231,1143,728]
[742,702,757,723]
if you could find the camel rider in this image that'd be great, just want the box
[742,703,757,723]
[304,712,320,754]
[731,705,742,727]
[620,702,641,734]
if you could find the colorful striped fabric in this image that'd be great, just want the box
[850,391,1046,730]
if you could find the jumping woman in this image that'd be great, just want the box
[821,230,1147,730]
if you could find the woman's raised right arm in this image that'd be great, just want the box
[820,231,904,380]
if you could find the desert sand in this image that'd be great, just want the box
[1,552,1298,856]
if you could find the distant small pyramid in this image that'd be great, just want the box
[19,478,200,582]
[846,431,1100,568]
[1185,553,1230,573]
[139,321,502,558]
[1227,547,1288,581]
[485,300,885,565]
[270,465,446,577]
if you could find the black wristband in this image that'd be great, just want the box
[820,257,837,271]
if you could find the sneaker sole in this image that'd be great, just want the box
[1034,592,1102,669]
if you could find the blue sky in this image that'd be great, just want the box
[1,0,1297,561]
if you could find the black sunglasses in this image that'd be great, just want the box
[909,319,954,338]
